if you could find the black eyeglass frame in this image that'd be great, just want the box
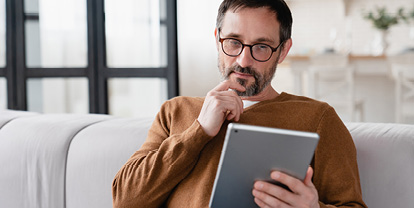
[218,30,284,62]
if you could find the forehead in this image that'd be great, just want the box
[220,7,280,43]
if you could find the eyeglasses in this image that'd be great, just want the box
[218,31,284,62]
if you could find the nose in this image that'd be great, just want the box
[236,46,254,68]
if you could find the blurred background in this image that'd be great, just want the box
[1,0,413,124]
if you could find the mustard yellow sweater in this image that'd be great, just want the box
[112,93,367,208]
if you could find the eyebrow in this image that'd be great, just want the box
[222,32,276,45]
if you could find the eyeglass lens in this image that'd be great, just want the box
[222,39,273,61]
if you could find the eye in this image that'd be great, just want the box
[254,44,271,52]
[256,44,269,49]
[227,39,242,47]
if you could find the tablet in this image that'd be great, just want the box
[209,123,319,208]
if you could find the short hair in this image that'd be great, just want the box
[216,0,292,44]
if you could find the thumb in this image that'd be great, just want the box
[304,166,314,186]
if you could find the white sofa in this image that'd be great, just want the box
[0,110,413,208]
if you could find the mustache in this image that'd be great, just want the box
[225,65,258,79]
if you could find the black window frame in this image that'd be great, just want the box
[2,0,179,114]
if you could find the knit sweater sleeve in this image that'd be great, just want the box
[313,106,367,208]
[112,100,212,208]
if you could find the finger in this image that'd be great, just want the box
[226,106,242,121]
[213,82,245,116]
[215,91,244,119]
[270,171,319,207]
[225,90,244,114]
[208,90,242,108]
[214,80,246,92]
[226,111,236,121]
[303,167,314,187]
[253,197,268,208]
[224,102,241,121]
[209,95,240,116]
[229,93,244,120]
[254,181,293,206]
[270,171,305,194]
[253,188,282,208]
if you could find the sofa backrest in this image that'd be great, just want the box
[1,110,413,208]
[65,117,153,208]
[346,122,414,208]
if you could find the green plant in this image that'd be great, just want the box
[363,7,402,31]
[399,6,414,24]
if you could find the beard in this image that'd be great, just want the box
[219,60,278,97]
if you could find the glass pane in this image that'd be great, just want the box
[25,0,88,68]
[160,0,167,21]
[25,20,41,67]
[0,77,6,110]
[27,78,89,114]
[25,0,39,13]
[105,0,168,68]
[108,78,167,118]
[0,0,5,67]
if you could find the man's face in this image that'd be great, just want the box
[217,7,284,97]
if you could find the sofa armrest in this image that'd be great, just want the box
[346,122,414,208]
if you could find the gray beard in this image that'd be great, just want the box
[234,77,260,97]
[221,65,276,97]
[218,51,281,97]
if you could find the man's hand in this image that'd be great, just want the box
[252,167,320,208]
[197,80,245,137]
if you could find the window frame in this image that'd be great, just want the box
[3,0,179,114]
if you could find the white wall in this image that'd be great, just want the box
[178,0,414,96]
[288,0,414,55]
[177,0,414,123]
[177,0,296,97]
[177,0,223,97]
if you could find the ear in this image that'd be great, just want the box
[277,38,292,64]
[214,28,219,51]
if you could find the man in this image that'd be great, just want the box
[112,0,367,207]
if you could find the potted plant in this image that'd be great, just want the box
[363,6,403,55]
[399,5,414,51]
[364,7,401,30]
